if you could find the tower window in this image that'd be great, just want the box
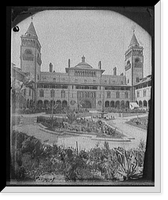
[136,77,139,82]
[135,57,140,63]
[127,60,131,65]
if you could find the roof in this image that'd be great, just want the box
[134,75,151,86]
[25,22,38,38]
[129,32,139,47]
[74,56,93,69]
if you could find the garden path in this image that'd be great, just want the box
[12,113,148,150]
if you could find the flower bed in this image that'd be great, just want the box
[37,116,125,139]
[11,131,146,183]
[126,117,148,130]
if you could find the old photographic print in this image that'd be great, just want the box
[5,5,161,192]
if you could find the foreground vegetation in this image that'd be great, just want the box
[10,130,146,183]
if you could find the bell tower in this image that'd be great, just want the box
[20,21,42,105]
[125,30,143,100]
[20,21,42,81]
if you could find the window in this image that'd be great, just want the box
[61,90,65,98]
[125,91,128,98]
[136,77,139,83]
[23,88,26,96]
[107,91,111,98]
[53,78,56,81]
[50,89,55,98]
[127,79,129,83]
[127,60,130,65]
[29,88,31,96]
[143,89,146,97]
[116,91,120,98]
[39,89,44,97]
[137,91,140,98]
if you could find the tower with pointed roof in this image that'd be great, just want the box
[20,21,42,104]
[20,21,42,79]
[125,31,144,101]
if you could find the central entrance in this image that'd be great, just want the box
[81,99,92,108]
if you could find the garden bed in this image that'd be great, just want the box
[126,117,148,130]
[10,131,146,184]
[37,116,126,139]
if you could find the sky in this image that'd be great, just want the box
[11,10,152,77]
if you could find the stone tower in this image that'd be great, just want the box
[125,31,143,101]
[20,21,42,104]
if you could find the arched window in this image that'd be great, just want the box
[143,100,147,107]
[139,100,142,107]
[105,101,109,107]
[116,101,120,109]
[110,101,115,107]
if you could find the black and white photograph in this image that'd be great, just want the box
[4,5,161,193]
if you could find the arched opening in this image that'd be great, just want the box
[56,100,61,105]
[110,101,115,108]
[116,101,120,109]
[44,100,49,109]
[143,100,147,107]
[121,100,125,109]
[81,99,92,108]
[139,100,142,107]
[50,100,55,108]
[105,101,109,108]
[62,100,68,107]
[37,100,43,109]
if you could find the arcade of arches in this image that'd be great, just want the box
[36,99,68,109]
[105,100,130,109]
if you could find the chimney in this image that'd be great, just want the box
[68,59,70,68]
[98,61,101,69]
[49,63,53,72]
[113,67,117,75]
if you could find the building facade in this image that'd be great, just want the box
[16,22,151,111]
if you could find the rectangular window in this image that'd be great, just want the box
[107,91,111,98]
[136,77,139,83]
[116,91,120,98]
[143,89,146,97]
[29,88,31,96]
[24,88,26,96]
[125,92,128,98]
[39,89,44,97]
[50,90,55,98]
[137,91,140,98]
